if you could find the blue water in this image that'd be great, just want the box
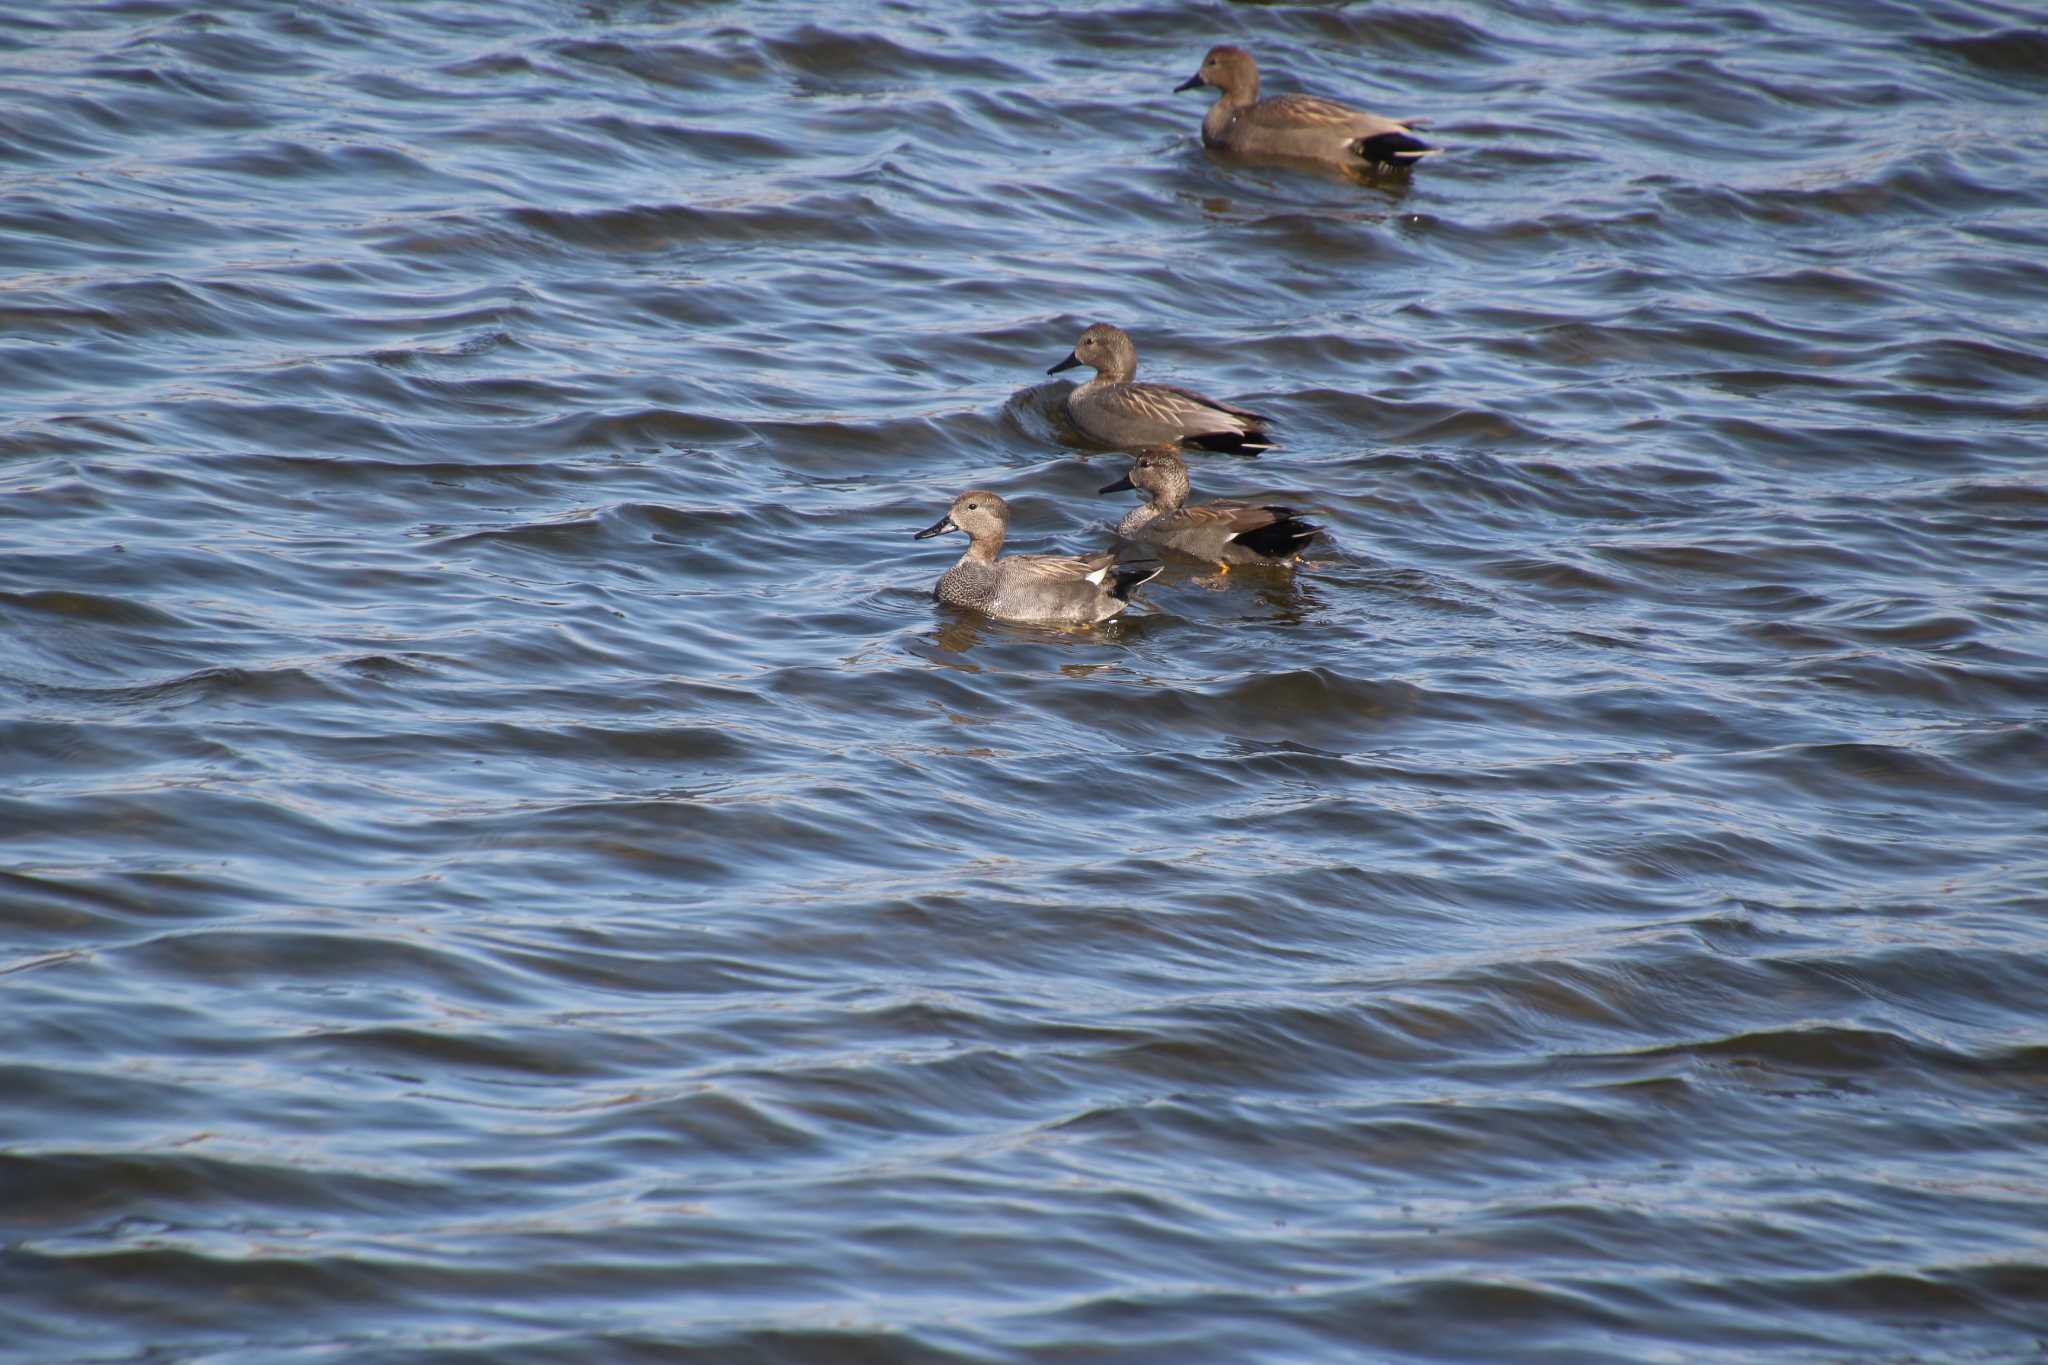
[3,1,2047,1360]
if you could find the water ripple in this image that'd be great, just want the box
[3,0,2047,1360]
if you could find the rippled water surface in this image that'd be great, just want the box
[5,0,2048,1359]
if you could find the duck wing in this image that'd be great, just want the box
[1257,93,1405,135]
[1009,549,1162,604]
[1172,501,1321,559]
[1255,94,1438,164]
[1012,548,1121,583]
[1142,382,1270,426]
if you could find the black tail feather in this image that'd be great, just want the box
[1109,560,1164,601]
[1185,429,1274,456]
[1352,130,1437,168]
[1232,511,1321,561]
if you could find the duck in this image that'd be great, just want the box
[1175,45,1436,171]
[1047,323,1273,455]
[913,490,1162,623]
[1099,448,1320,567]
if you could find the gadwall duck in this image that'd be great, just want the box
[1100,448,1320,567]
[1047,323,1273,455]
[1175,45,1436,171]
[913,490,1162,624]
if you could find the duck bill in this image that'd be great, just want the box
[1098,473,1135,494]
[913,513,957,540]
[1047,352,1082,375]
[1174,73,1205,93]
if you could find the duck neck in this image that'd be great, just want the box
[1204,86,1253,145]
[1119,485,1180,534]
[1117,499,1163,536]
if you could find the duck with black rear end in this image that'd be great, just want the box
[1048,323,1273,455]
[913,490,1162,624]
[1176,44,1437,172]
[1100,448,1321,569]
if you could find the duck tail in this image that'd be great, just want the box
[1233,512,1322,561]
[1108,560,1164,602]
[1185,429,1275,456]
[1353,130,1439,168]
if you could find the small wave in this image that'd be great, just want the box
[0,589,182,627]
[1917,28,2048,84]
